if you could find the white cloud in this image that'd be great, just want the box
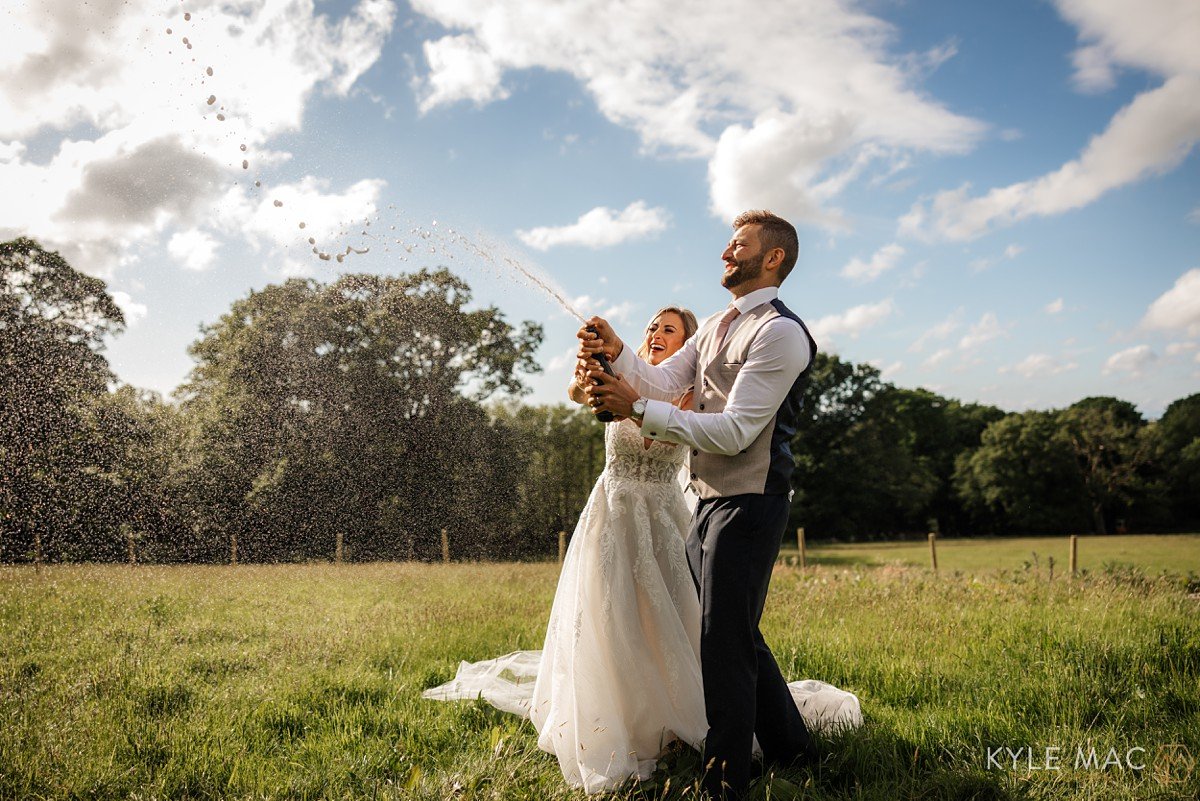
[1165,341,1198,357]
[899,1,1200,241]
[216,176,385,256]
[878,360,903,380]
[0,0,397,276]
[110,290,148,327]
[1142,268,1200,336]
[809,298,895,349]
[546,345,579,373]
[1001,353,1078,379]
[416,34,508,112]
[409,0,984,227]
[1045,298,1065,314]
[603,301,639,327]
[841,242,904,283]
[1189,206,1200,223]
[516,201,670,251]
[922,348,953,369]
[1003,244,1024,259]
[959,312,1006,351]
[908,308,962,352]
[1103,344,1157,376]
[167,229,220,272]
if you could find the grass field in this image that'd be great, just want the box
[2,538,1198,800]
[789,533,1200,575]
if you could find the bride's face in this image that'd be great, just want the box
[643,312,686,365]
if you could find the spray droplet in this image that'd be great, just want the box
[273,199,283,207]
[184,12,191,20]
[298,222,306,229]
[166,27,172,34]
[182,36,189,44]
[254,180,261,187]
[239,144,247,152]
[216,113,225,121]
[206,66,213,76]
[432,220,438,226]
[186,43,192,49]
[318,253,331,261]
[308,237,316,245]
[336,254,345,263]
[206,95,216,105]
[241,160,248,169]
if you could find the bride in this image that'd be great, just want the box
[424,307,860,793]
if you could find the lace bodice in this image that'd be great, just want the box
[604,419,685,484]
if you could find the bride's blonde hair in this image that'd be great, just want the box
[636,306,698,361]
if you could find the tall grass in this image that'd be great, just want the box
[1,561,1197,800]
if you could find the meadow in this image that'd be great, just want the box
[1,538,1198,800]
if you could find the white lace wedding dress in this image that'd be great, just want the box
[424,419,861,793]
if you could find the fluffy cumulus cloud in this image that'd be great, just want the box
[110,290,149,327]
[900,0,1200,241]
[0,0,397,276]
[908,308,963,353]
[1142,268,1200,336]
[841,243,904,283]
[808,298,895,350]
[409,0,983,227]
[1001,353,1078,379]
[959,312,1007,351]
[1045,298,1065,314]
[1103,344,1157,376]
[516,201,670,251]
[167,229,220,272]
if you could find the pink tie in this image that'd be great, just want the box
[714,305,741,351]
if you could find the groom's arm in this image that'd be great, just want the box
[611,334,698,402]
[640,319,810,456]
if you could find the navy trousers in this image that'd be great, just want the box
[687,493,816,799]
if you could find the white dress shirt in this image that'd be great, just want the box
[612,286,812,456]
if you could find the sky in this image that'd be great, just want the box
[2,0,1198,417]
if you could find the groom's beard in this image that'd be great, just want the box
[721,253,764,289]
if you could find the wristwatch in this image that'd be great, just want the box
[630,397,647,423]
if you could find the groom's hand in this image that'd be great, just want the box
[576,317,623,362]
[584,369,640,423]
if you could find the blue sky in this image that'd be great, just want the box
[2,0,1198,416]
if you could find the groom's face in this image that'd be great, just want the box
[721,224,765,290]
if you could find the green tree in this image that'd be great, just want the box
[491,401,605,553]
[176,269,542,562]
[1056,397,1156,534]
[1157,393,1200,527]
[953,410,1089,533]
[0,238,125,561]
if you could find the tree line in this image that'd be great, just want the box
[2,239,1197,563]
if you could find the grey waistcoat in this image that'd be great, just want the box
[688,298,817,500]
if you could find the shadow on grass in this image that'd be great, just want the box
[626,724,1013,801]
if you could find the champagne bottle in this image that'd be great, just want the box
[587,326,617,423]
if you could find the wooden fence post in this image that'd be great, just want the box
[335,532,344,564]
[928,532,938,572]
[558,531,566,565]
[441,529,450,564]
[230,532,238,565]
[797,527,807,569]
[1069,534,1078,577]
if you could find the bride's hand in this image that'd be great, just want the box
[677,390,694,411]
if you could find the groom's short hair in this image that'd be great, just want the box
[733,210,799,283]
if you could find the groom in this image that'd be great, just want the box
[578,209,818,799]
